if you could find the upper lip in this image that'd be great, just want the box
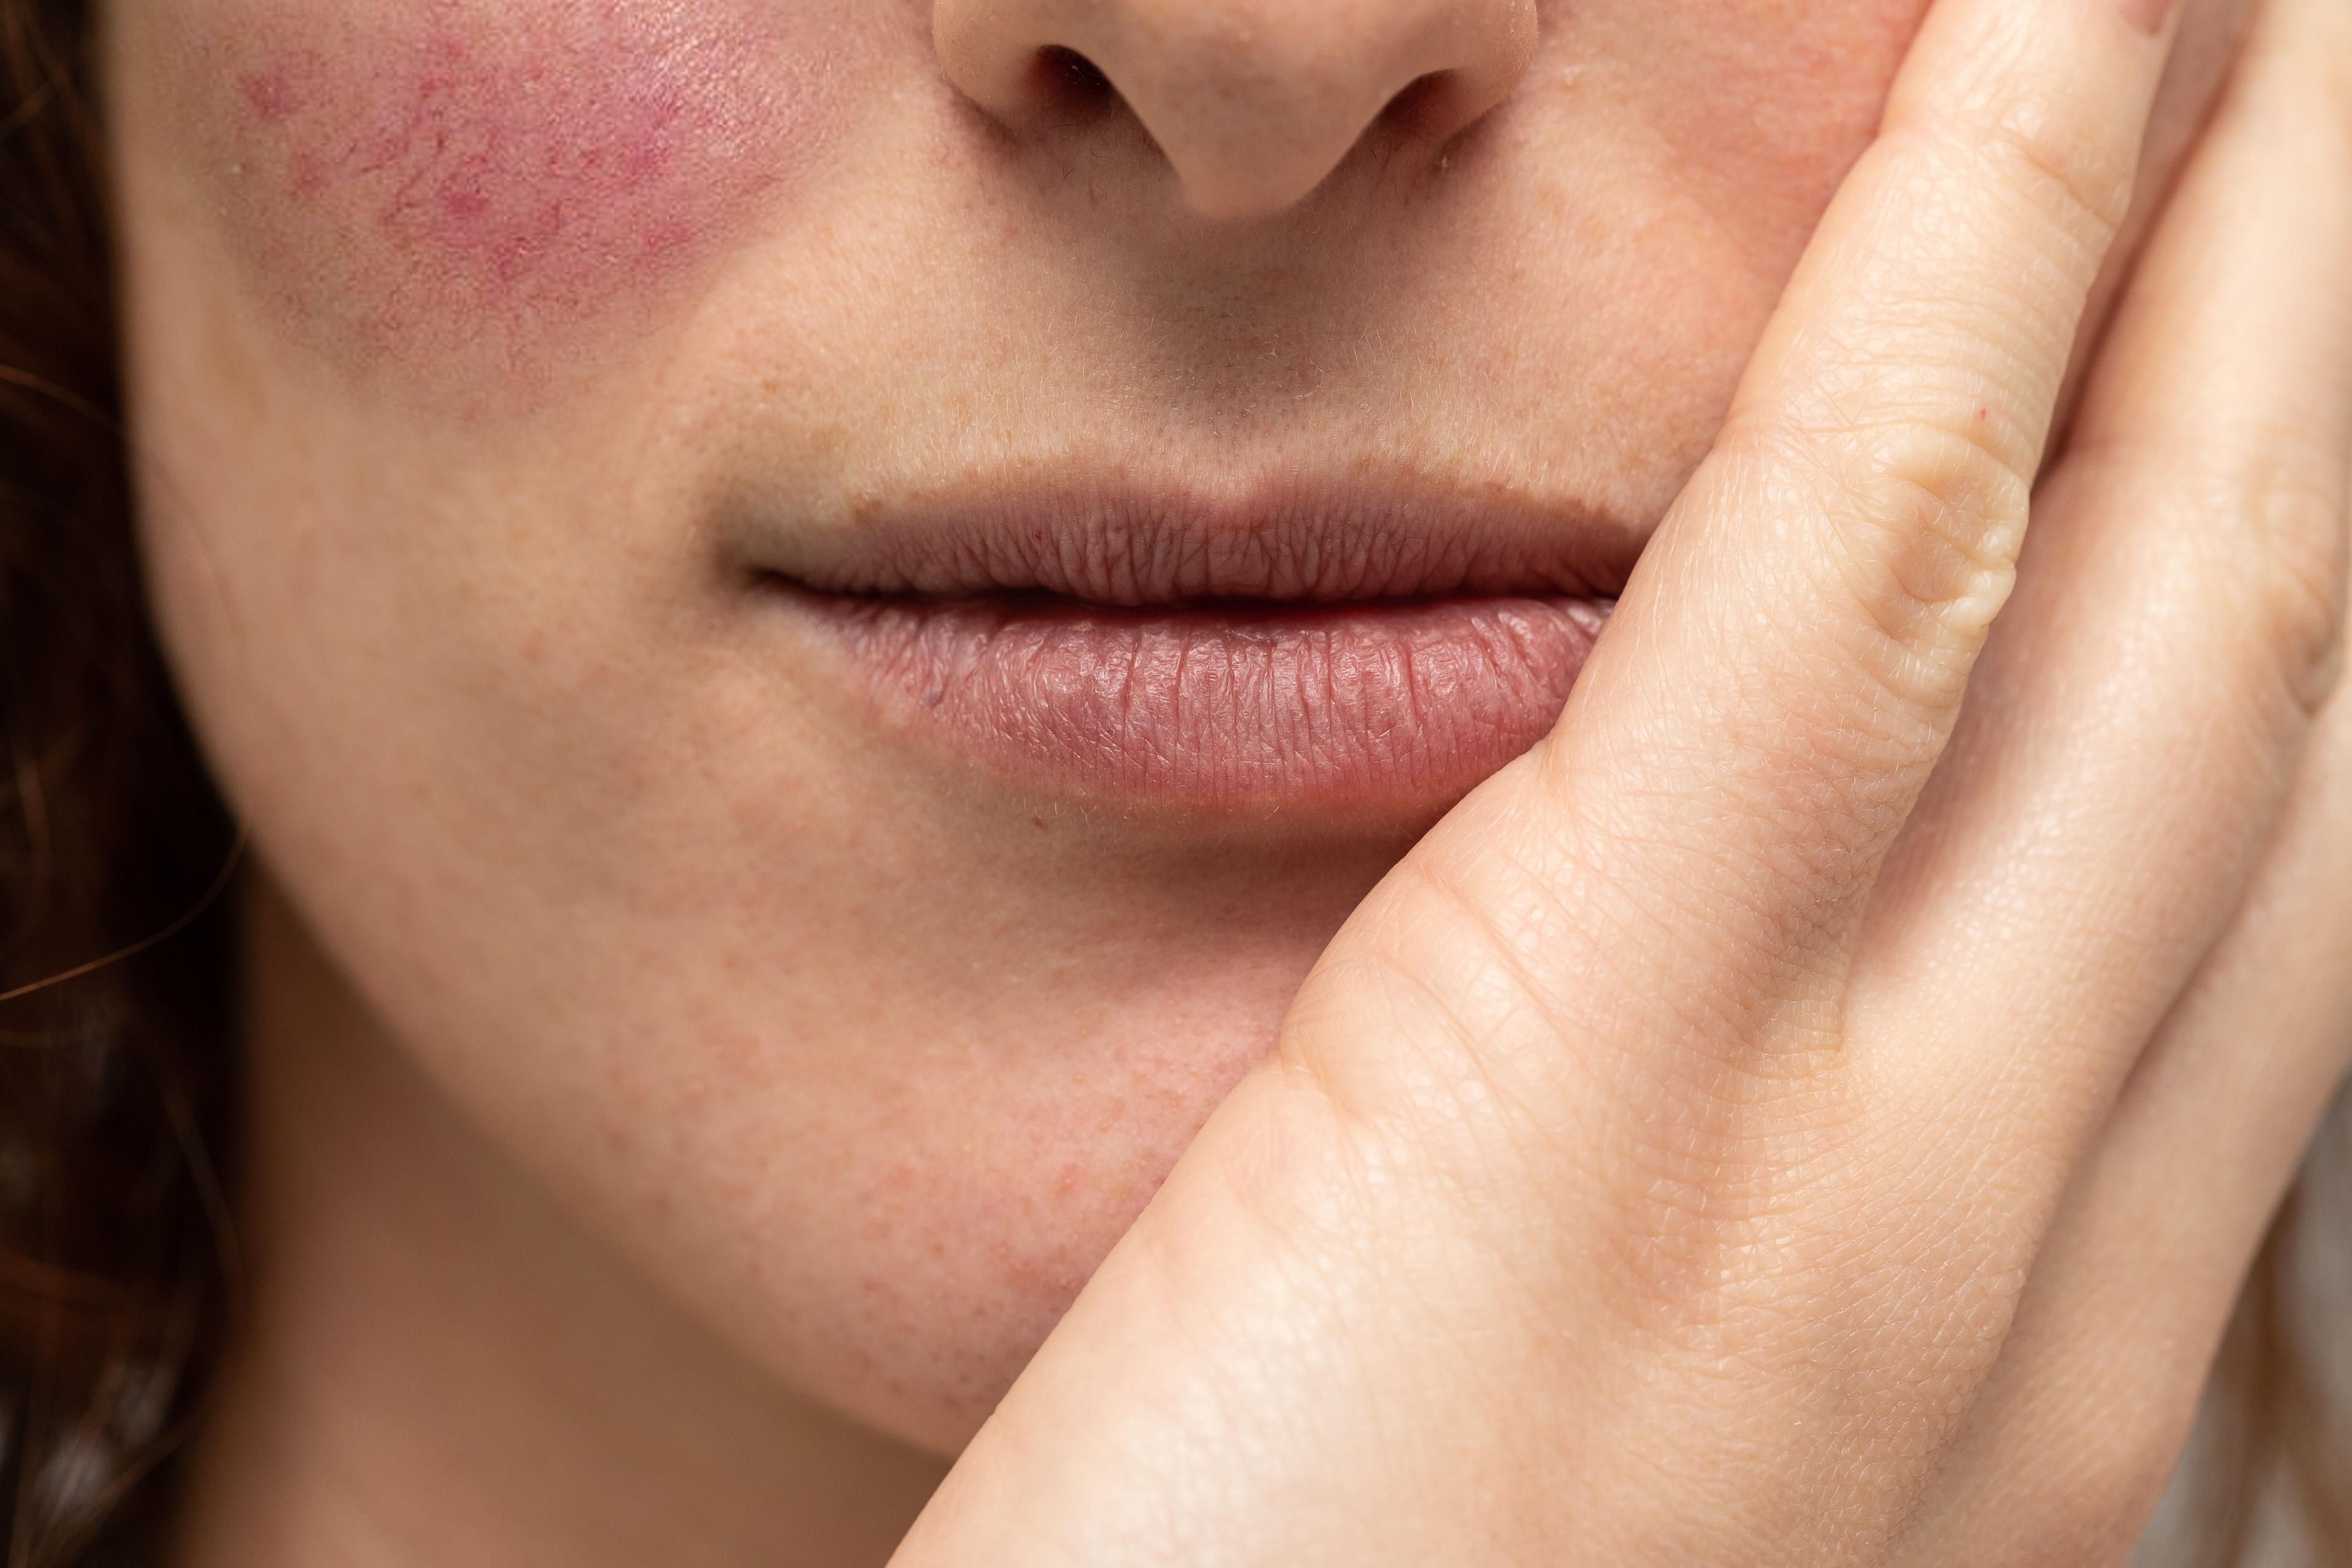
[740,469,1644,606]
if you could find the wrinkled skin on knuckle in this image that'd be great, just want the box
[1687,429,2011,783]
[2230,435,2351,721]
[1836,418,2032,643]
[2080,430,2352,730]
[1920,28,2141,258]
[1973,98,2138,269]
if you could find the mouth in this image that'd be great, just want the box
[745,476,1634,815]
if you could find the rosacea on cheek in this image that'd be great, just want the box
[170,0,844,390]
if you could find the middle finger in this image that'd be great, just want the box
[1846,0,2352,1221]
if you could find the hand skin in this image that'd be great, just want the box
[892,0,2352,1561]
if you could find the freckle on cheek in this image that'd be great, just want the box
[195,0,840,377]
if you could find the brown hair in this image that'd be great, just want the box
[0,0,2344,1562]
[1,0,241,1561]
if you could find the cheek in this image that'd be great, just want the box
[1646,0,1929,242]
[170,0,846,382]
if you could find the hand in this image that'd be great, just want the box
[891,0,2352,1559]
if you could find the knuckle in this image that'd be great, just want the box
[1727,413,2030,715]
[2184,430,2352,724]
[1891,80,2137,275]
[2064,428,2351,726]
[1845,414,2034,627]
[2236,443,2351,720]
[1976,101,2135,254]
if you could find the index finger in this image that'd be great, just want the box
[1506,0,2170,987]
[1311,0,2184,1099]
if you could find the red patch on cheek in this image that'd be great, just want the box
[202,0,839,379]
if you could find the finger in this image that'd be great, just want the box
[1869,0,2352,1543]
[1905,622,2352,1564]
[1847,0,2352,1164]
[1300,0,2184,1112]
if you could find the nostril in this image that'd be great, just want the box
[932,0,1536,220]
[1375,71,1461,142]
[1030,46,1118,118]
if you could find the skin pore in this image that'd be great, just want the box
[103,0,2252,1561]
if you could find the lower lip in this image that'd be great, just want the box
[777,586,1610,812]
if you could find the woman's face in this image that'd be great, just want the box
[110,0,2243,1452]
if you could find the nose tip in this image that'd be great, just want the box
[934,0,1537,221]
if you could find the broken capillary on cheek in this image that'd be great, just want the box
[199,0,843,383]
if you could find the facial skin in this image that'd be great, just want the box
[109,0,2246,1491]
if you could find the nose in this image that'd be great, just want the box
[933,0,1537,221]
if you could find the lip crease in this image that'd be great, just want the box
[745,478,1635,814]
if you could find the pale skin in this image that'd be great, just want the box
[96,0,2352,1561]
[900,0,2352,1557]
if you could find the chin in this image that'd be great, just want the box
[738,973,1316,1453]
